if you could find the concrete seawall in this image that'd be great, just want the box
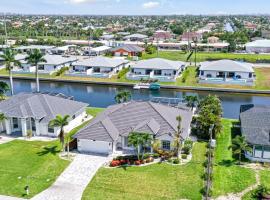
[1,75,270,95]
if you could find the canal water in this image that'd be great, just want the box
[3,79,270,119]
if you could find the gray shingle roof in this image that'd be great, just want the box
[124,34,148,40]
[111,44,144,53]
[131,58,185,70]
[240,104,270,146]
[74,101,193,142]
[0,93,88,123]
[200,60,254,73]
[72,56,128,68]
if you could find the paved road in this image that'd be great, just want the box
[31,153,109,200]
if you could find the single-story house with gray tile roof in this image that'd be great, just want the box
[127,58,186,82]
[74,101,193,154]
[199,60,255,85]
[13,54,78,75]
[124,33,148,41]
[69,56,129,78]
[0,92,88,137]
[240,104,270,162]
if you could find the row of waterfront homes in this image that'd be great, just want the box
[0,44,256,85]
[0,92,269,162]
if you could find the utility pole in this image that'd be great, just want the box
[206,124,214,200]
[4,13,8,45]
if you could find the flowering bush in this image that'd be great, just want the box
[135,160,141,165]
[110,160,121,167]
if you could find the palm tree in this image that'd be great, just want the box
[114,90,131,104]
[231,135,252,164]
[128,132,152,160]
[25,49,47,93]
[0,49,21,95]
[0,81,9,100]
[49,115,70,152]
[184,95,198,110]
[174,115,183,158]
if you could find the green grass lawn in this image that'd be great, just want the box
[142,51,270,63]
[0,140,69,198]
[82,142,206,200]
[212,119,256,197]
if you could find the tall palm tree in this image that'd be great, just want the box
[0,81,9,100]
[114,90,131,104]
[128,132,152,160]
[231,135,252,164]
[174,116,183,158]
[25,49,47,93]
[49,115,70,152]
[0,49,21,95]
[184,95,199,110]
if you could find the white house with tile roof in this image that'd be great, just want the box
[0,93,88,137]
[74,101,193,155]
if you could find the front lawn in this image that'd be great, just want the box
[0,140,69,198]
[212,119,256,197]
[82,142,206,200]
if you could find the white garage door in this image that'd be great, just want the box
[78,139,112,154]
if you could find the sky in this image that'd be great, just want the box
[0,0,270,15]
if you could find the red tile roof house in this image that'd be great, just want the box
[110,44,145,57]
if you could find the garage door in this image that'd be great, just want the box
[78,139,112,154]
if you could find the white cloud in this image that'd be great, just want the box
[142,1,160,9]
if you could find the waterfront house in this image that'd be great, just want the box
[13,54,78,75]
[199,60,255,85]
[181,32,203,42]
[82,46,111,56]
[0,93,88,137]
[127,58,186,82]
[69,56,129,78]
[74,101,193,154]
[110,44,145,57]
[245,39,270,53]
[240,104,270,162]
[154,30,172,41]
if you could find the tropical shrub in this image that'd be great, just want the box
[181,154,187,159]
[173,158,180,164]
[110,160,121,167]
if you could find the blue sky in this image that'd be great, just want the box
[0,0,270,15]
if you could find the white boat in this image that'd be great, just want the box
[133,83,150,90]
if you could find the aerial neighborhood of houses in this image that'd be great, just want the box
[0,13,270,200]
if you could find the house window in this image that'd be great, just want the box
[13,118,19,129]
[48,126,54,133]
[201,71,204,76]
[249,73,253,78]
[254,145,263,158]
[263,146,270,159]
[162,140,171,151]
[72,115,76,119]
[124,137,129,147]
[31,118,36,131]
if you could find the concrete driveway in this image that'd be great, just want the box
[32,153,110,200]
[0,135,15,145]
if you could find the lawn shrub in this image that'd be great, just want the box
[173,158,180,164]
[153,153,160,158]
[110,160,121,167]
[55,66,69,76]
[181,69,190,83]
[181,154,187,159]
[182,146,192,155]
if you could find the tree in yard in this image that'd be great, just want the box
[128,132,152,160]
[195,95,222,139]
[0,113,6,122]
[230,135,252,164]
[114,90,131,104]
[0,81,9,100]
[25,49,47,93]
[49,115,70,152]
[173,115,183,159]
[0,49,21,95]
[184,95,199,110]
